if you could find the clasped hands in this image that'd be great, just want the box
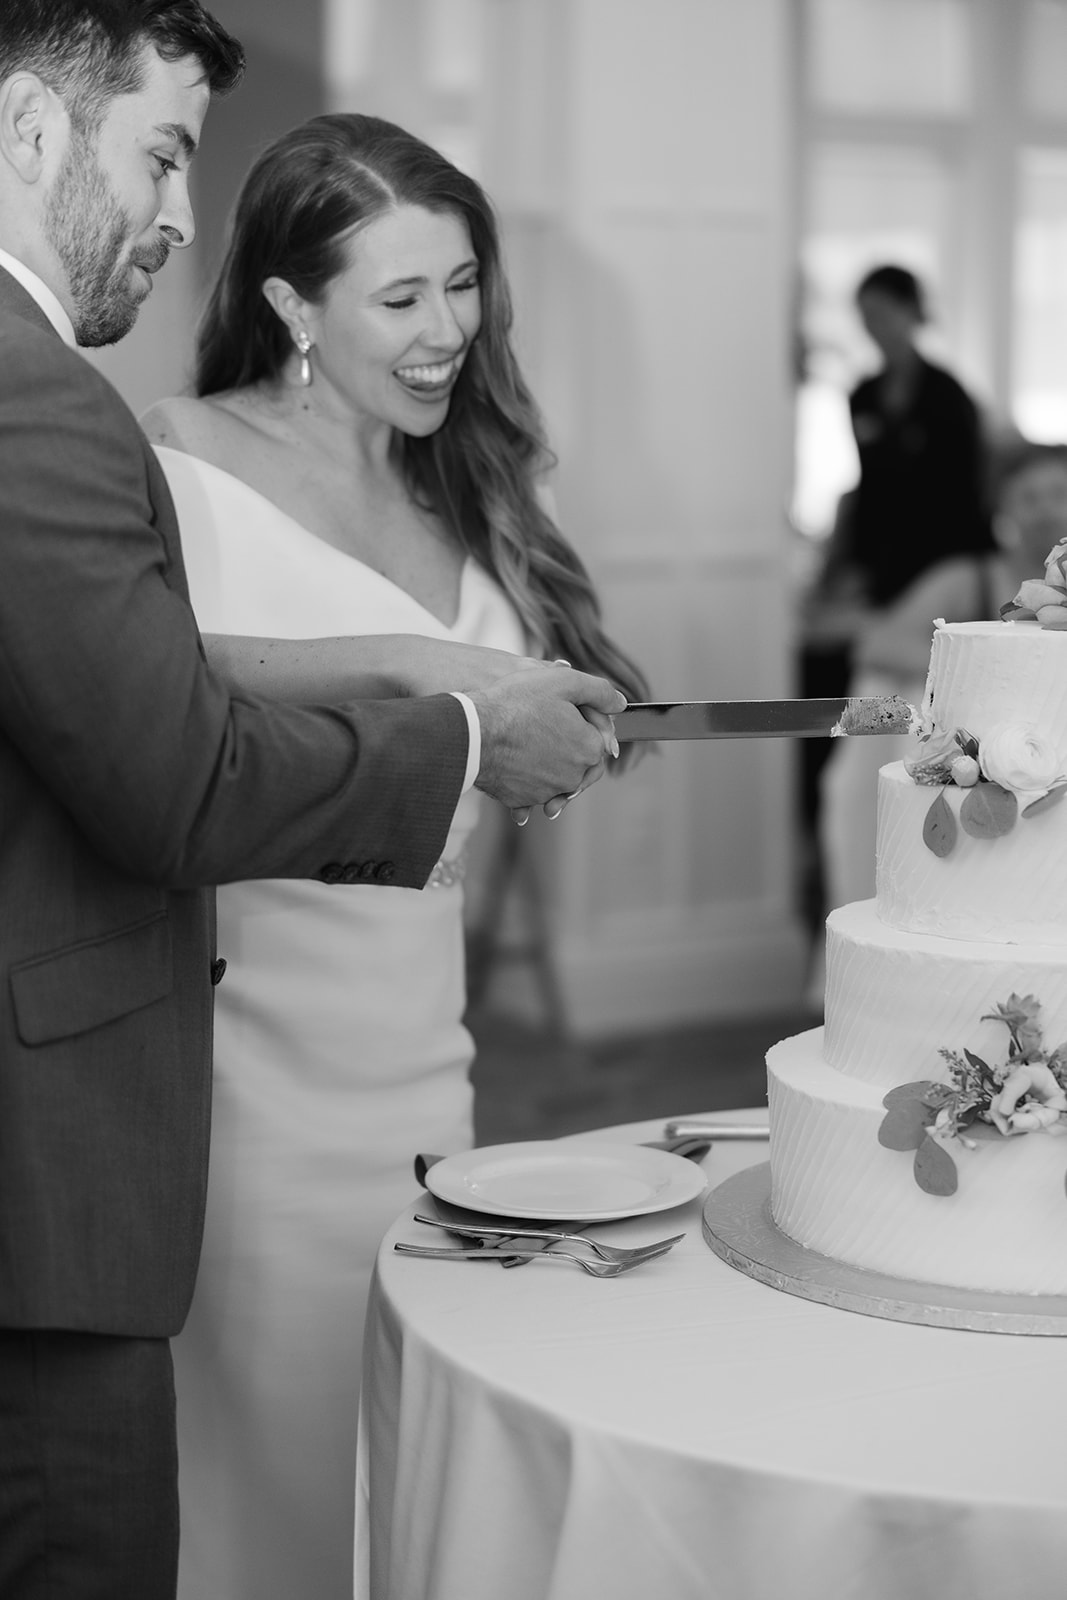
[396,636,625,821]
[510,657,617,825]
[467,656,625,824]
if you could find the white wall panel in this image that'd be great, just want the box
[576,0,784,210]
[565,220,786,550]
[476,0,804,1032]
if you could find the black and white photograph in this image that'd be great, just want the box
[1,4,1065,1598]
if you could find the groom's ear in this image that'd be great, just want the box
[0,73,65,183]
[261,277,307,336]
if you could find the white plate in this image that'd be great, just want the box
[424,1138,707,1221]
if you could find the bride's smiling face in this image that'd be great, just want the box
[305,203,481,435]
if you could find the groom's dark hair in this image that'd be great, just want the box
[0,0,244,132]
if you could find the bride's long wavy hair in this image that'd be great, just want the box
[194,112,649,730]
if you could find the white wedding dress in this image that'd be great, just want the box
[156,448,525,1600]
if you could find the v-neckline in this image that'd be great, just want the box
[154,445,472,634]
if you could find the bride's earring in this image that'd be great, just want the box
[295,329,314,387]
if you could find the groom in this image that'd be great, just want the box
[0,4,623,1596]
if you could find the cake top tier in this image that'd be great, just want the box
[886,618,1067,912]
[922,619,1067,754]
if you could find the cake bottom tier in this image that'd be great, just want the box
[768,1029,1067,1295]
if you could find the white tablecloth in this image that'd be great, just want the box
[356,1110,1067,1600]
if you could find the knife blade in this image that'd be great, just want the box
[615,695,919,742]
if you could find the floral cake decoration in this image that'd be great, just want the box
[878,995,1067,1198]
[1000,535,1067,629]
[905,723,1067,856]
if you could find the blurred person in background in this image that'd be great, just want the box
[809,439,1067,1005]
[143,111,649,1600]
[800,263,996,1001]
[837,262,996,611]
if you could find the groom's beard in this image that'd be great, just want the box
[44,137,169,348]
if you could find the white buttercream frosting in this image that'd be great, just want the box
[875,761,1067,945]
[823,901,1067,1089]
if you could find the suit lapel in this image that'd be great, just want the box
[0,262,195,601]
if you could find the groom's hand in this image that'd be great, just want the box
[471,665,625,811]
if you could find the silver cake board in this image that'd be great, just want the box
[703,1163,1067,1336]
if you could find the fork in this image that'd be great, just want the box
[413,1213,684,1264]
[393,1241,668,1277]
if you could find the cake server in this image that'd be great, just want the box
[615,695,919,742]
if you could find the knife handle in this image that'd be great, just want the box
[662,1120,769,1141]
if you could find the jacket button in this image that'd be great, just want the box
[341,863,362,884]
[210,958,227,985]
[320,862,344,884]
[358,861,377,882]
[375,861,396,884]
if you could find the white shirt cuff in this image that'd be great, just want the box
[449,691,481,793]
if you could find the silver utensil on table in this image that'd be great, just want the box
[393,1241,669,1278]
[643,1135,713,1159]
[413,1213,684,1264]
[662,1120,769,1141]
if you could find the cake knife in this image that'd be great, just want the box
[615,695,920,742]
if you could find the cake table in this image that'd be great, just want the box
[355,1109,1067,1600]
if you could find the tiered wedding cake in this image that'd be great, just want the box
[767,548,1067,1296]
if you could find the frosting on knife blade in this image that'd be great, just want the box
[830,694,921,738]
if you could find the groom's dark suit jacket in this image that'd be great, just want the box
[0,268,468,1338]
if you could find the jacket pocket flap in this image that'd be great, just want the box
[10,913,173,1045]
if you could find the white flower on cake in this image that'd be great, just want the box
[1002,536,1067,628]
[877,995,1067,1197]
[988,1062,1067,1135]
[1014,578,1067,620]
[978,723,1065,802]
[1044,536,1067,583]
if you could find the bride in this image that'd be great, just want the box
[142,112,647,1600]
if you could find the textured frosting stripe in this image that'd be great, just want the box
[876,762,1067,944]
[768,1036,1067,1295]
[823,902,1067,1088]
